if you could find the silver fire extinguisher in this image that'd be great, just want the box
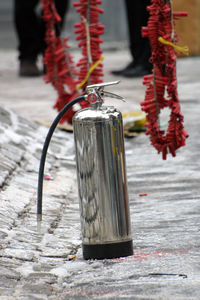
[73,81,133,259]
[37,81,133,260]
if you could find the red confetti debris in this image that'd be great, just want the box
[44,174,54,181]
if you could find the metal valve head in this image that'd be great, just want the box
[86,81,125,106]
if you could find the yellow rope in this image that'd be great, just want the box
[76,56,104,91]
[158,37,189,56]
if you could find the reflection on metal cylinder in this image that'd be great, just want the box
[73,105,133,259]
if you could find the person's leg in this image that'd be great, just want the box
[14,0,42,61]
[124,0,152,77]
[14,0,69,76]
[54,0,70,30]
[126,0,150,65]
[112,0,152,77]
[14,0,42,76]
[133,0,152,70]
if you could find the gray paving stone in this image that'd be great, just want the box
[0,49,200,299]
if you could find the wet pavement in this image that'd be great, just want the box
[0,48,200,299]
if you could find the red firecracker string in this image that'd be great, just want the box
[40,0,104,124]
[74,0,104,89]
[141,0,189,160]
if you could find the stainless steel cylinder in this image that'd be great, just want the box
[73,105,133,259]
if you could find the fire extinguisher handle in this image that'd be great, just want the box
[103,91,125,101]
[86,80,125,106]
[86,80,120,90]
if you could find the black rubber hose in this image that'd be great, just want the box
[37,95,86,221]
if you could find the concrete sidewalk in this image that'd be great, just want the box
[0,48,200,299]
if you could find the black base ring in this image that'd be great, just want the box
[83,240,133,260]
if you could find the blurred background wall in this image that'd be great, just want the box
[173,0,200,56]
[0,0,128,50]
[0,0,16,49]
[0,0,199,55]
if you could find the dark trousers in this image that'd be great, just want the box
[14,0,69,61]
[125,0,152,70]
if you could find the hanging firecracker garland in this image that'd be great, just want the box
[74,0,104,90]
[41,0,104,124]
[41,0,79,124]
[141,0,189,159]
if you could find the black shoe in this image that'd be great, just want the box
[111,61,135,76]
[123,65,151,78]
[19,59,42,77]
